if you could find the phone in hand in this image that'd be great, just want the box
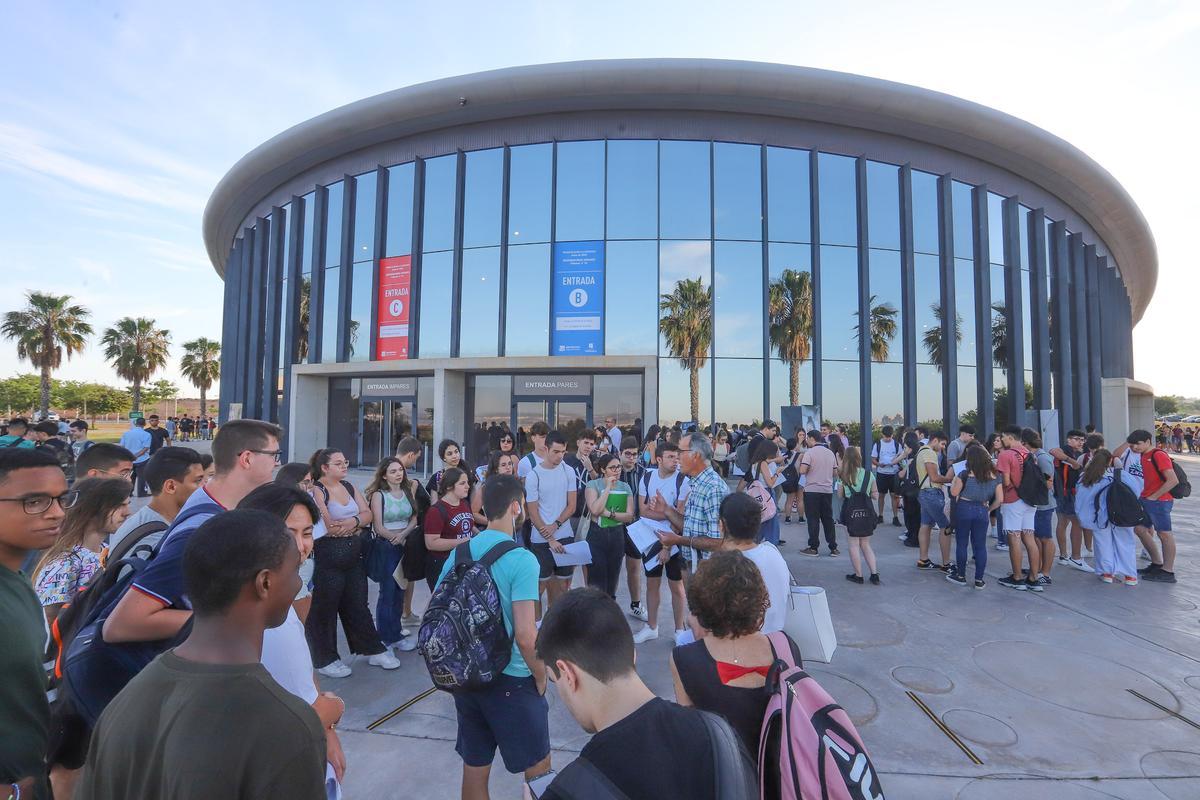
[525,769,557,799]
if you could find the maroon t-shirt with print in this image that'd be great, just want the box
[424,499,475,540]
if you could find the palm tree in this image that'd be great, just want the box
[101,317,171,412]
[296,277,311,362]
[852,295,899,363]
[0,292,93,415]
[658,278,713,423]
[990,302,1008,370]
[180,338,221,420]
[767,269,814,405]
[920,303,964,373]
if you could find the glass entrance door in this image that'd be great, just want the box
[360,400,383,466]
[512,399,592,454]
[359,397,417,467]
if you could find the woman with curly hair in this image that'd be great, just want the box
[669,550,801,764]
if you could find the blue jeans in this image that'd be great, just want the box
[375,539,407,645]
[759,514,781,545]
[954,501,989,580]
[918,489,948,527]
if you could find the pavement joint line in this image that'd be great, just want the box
[366,685,438,731]
[1126,688,1200,730]
[904,691,984,766]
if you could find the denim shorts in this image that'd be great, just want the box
[1140,497,1173,532]
[1033,508,1054,539]
[454,672,550,773]
[1056,493,1077,517]
[918,488,949,527]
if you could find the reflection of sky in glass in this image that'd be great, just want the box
[715,359,764,424]
[987,192,1005,264]
[352,172,376,262]
[866,162,900,250]
[422,156,457,253]
[460,247,500,357]
[911,170,939,256]
[606,241,657,356]
[714,143,762,241]
[556,140,605,242]
[660,141,711,239]
[714,241,762,357]
[952,181,973,260]
[1018,205,1032,270]
[818,154,857,247]
[348,261,373,361]
[916,363,942,425]
[471,375,511,426]
[958,365,977,422]
[915,253,940,365]
[867,249,901,363]
[508,144,552,244]
[767,147,810,244]
[659,358,710,425]
[955,258,976,366]
[595,374,643,428]
[871,362,904,426]
[607,140,657,240]
[418,251,452,358]
[1021,267,1033,366]
[325,180,344,268]
[385,163,414,257]
[462,148,503,249]
[821,360,859,424]
[993,368,1007,429]
[504,244,549,357]
[819,245,859,360]
[768,242,810,282]
[990,264,1006,359]
[660,240,711,357]
[321,266,339,362]
[302,191,316,275]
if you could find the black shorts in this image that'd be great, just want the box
[876,473,898,495]
[624,530,644,559]
[531,536,576,580]
[645,551,685,581]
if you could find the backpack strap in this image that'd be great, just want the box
[106,520,169,563]
[697,709,759,800]
[157,501,223,553]
[765,629,803,670]
[547,757,632,800]
[477,539,520,570]
[675,470,685,496]
[1150,448,1171,483]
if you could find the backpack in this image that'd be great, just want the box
[1016,452,1049,507]
[897,449,926,499]
[418,538,521,692]
[640,470,686,508]
[745,467,778,523]
[760,630,884,800]
[1098,469,1150,528]
[734,441,752,474]
[1149,448,1192,499]
[61,501,222,725]
[841,475,878,536]
[105,519,169,565]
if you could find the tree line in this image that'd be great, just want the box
[0,291,221,417]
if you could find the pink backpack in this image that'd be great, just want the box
[745,470,778,523]
[760,631,885,800]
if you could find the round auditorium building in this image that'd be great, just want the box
[204,59,1156,466]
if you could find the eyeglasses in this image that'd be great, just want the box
[246,449,283,464]
[98,467,134,480]
[0,491,79,514]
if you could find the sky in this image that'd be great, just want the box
[1,0,1197,397]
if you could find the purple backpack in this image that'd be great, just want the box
[760,631,885,800]
[418,539,520,692]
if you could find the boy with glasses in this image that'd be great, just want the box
[0,448,72,800]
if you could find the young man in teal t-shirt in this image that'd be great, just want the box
[436,474,549,798]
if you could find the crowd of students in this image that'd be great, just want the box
[1,407,1185,798]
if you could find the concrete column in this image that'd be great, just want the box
[434,369,466,448]
[289,372,330,460]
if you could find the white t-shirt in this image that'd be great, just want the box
[525,461,576,543]
[1118,449,1144,496]
[872,439,901,475]
[639,468,692,509]
[741,543,790,633]
[517,451,544,480]
[261,606,318,704]
[608,426,623,453]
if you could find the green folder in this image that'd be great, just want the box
[601,490,627,527]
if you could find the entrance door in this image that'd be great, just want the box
[358,397,417,467]
[360,400,383,466]
[512,398,592,453]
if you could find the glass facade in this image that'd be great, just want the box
[226,136,1132,444]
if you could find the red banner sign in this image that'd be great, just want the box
[376,255,411,360]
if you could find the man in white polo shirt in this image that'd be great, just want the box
[628,441,690,645]
[525,431,577,609]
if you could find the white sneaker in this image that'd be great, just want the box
[392,637,418,653]
[628,603,650,623]
[898,532,908,541]
[1057,556,1070,566]
[632,626,659,644]
[317,660,352,679]
[369,651,402,670]
[1068,558,1092,573]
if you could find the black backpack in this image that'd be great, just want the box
[841,475,879,536]
[640,470,686,507]
[1098,469,1149,528]
[897,449,927,499]
[1016,452,1049,507]
[105,519,169,564]
[1149,448,1192,499]
[418,539,520,692]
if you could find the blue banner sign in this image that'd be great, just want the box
[552,241,604,356]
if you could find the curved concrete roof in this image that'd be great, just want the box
[203,58,1156,319]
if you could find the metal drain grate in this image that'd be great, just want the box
[905,691,984,765]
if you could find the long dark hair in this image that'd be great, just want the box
[1080,448,1112,487]
[35,477,130,578]
[308,448,342,483]
[965,443,996,482]
[366,457,415,507]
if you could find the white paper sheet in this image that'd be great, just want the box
[551,540,593,567]
[643,545,680,571]
[625,518,666,555]
[952,460,967,476]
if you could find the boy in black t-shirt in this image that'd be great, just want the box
[536,588,751,800]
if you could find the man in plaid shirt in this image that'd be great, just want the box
[655,431,729,570]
